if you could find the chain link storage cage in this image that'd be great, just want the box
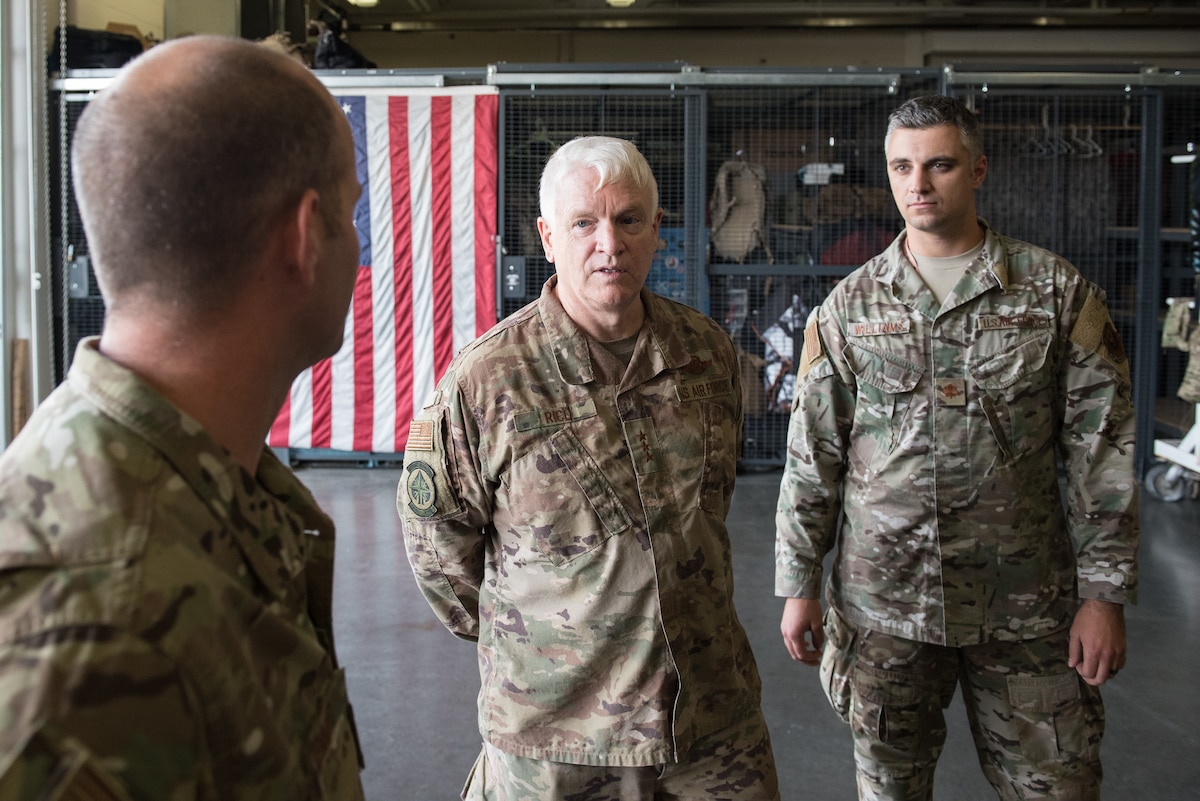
[49,93,101,384]
[1155,80,1200,441]
[48,65,1198,471]
[701,76,938,466]
[945,68,1200,475]
[498,83,698,319]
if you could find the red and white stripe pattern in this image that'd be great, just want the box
[270,87,499,454]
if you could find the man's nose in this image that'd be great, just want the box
[595,220,622,254]
[907,167,931,194]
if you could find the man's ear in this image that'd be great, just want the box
[282,188,323,287]
[972,155,988,189]
[536,216,554,263]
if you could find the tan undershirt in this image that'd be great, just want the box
[907,240,985,305]
[600,334,639,366]
[589,334,640,385]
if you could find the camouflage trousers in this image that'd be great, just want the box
[820,607,1104,801]
[461,712,780,801]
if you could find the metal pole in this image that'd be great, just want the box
[1134,89,1164,479]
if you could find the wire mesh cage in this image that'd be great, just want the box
[1156,85,1200,439]
[499,88,695,318]
[47,66,1198,470]
[49,95,101,384]
[702,79,938,464]
[945,73,1200,465]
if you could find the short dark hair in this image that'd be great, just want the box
[72,36,350,314]
[885,94,984,163]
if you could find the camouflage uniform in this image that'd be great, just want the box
[776,225,1139,800]
[0,339,364,801]
[400,276,777,796]
[464,714,778,801]
[1181,326,1200,403]
[1162,298,1200,403]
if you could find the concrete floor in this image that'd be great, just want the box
[301,465,1200,800]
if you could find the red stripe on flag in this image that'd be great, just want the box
[430,97,455,376]
[270,89,499,455]
[268,392,292,447]
[391,96,416,448]
[474,94,499,334]
[311,357,333,448]
[352,265,374,452]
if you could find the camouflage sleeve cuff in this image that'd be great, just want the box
[774,566,823,599]
[1078,580,1137,606]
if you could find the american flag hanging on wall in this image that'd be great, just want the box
[269,87,499,454]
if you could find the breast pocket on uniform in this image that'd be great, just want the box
[969,333,1055,459]
[843,342,924,459]
[506,426,632,566]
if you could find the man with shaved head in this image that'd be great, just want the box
[0,36,365,800]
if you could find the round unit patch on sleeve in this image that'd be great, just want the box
[404,461,439,518]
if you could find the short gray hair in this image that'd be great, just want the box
[885,94,984,163]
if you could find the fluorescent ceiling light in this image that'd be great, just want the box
[347,0,379,6]
[607,0,637,7]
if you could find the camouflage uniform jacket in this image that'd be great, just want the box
[0,339,364,801]
[776,225,1139,647]
[399,276,763,767]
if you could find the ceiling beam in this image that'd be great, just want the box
[342,2,1200,32]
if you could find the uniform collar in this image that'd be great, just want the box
[536,275,694,386]
[874,220,1009,315]
[68,338,332,606]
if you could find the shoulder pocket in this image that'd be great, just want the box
[399,407,465,523]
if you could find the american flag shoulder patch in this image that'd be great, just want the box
[798,315,826,378]
[407,420,436,451]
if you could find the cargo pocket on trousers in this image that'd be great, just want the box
[461,747,487,801]
[1007,672,1086,763]
[852,664,924,747]
[819,605,856,722]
